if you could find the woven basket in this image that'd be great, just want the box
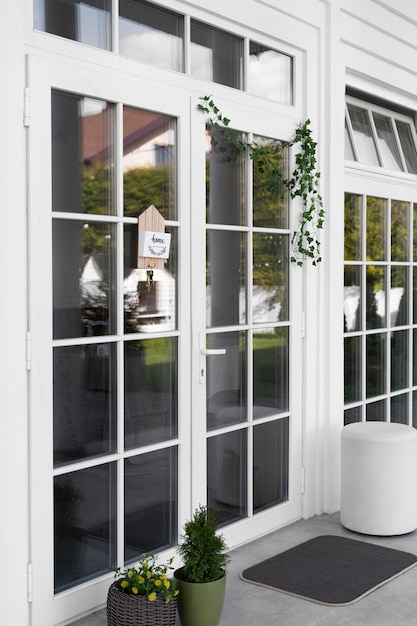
[107,581,177,626]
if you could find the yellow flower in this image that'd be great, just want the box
[155,579,162,587]
[120,580,129,588]
[164,580,170,589]
[146,571,152,579]
[174,589,179,597]
[143,561,148,568]
[131,587,139,595]
[148,592,157,601]
[138,576,145,584]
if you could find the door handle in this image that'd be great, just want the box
[200,348,226,356]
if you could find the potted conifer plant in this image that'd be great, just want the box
[174,505,229,626]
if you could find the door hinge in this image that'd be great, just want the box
[27,563,33,603]
[23,87,30,127]
[301,467,305,494]
[26,331,32,371]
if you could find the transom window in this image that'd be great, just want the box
[345,98,417,173]
[33,0,293,104]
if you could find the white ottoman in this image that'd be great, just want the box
[341,422,417,535]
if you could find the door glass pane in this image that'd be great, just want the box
[125,338,178,449]
[124,448,177,561]
[253,233,288,323]
[373,113,402,170]
[391,200,409,262]
[207,430,247,526]
[253,138,288,229]
[206,332,246,430]
[344,118,355,161]
[391,330,408,391]
[253,328,288,416]
[123,107,177,221]
[253,418,288,512]
[53,220,116,339]
[54,463,116,592]
[206,126,246,226]
[414,330,417,386]
[366,333,386,398]
[54,344,116,466]
[248,43,292,104]
[344,406,362,425]
[190,21,242,88]
[206,231,246,327]
[414,204,417,261]
[344,336,361,403]
[366,266,385,330]
[391,266,408,326]
[366,399,386,421]
[391,395,408,424]
[344,265,361,331]
[344,193,362,261]
[124,224,177,333]
[366,196,386,261]
[347,104,379,166]
[414,270,417,324]
[34,0,111,49]
[119,0,183,71]
[52,92,114,215]
[396,120,417,174]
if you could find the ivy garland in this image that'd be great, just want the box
[198,95,324,266]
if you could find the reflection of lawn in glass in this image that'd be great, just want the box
[253,332,287,407]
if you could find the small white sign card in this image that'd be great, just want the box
[138,231,171,259]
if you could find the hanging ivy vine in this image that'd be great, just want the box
[198,95,324,266]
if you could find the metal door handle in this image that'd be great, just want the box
[200,348,226,356]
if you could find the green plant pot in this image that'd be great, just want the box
[174,568,226,626]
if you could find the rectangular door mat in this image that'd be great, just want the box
[241,535,417,606]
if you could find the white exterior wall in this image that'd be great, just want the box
[2,0,417,623]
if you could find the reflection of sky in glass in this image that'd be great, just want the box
[119,20,182,71]
[248,49,292,104]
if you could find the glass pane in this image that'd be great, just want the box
[54,344,116,466]
[391,266,408,326]
[344,406,362,425]
[253,328,288,416]
[119,0,183,71]
[248,43,292,104]
[396,120,417,174]
[53,220,116,339]
[347,104,380,166]
[414,204,417,261]
[52,92,114,215]
[366,400,386,421]
[344,193,362,261]
[124,338,177,449]
[124,224,177,333]
[413,392,417,428]
[391,394,408,424]
[207,430,247,526]
[54,463,116,592]
[123,107,177,221]
[366,196,386,261]
[206,231,246,327]
[414,270,417,324]
[190,21,242,88]
[124,448,177,561]
[253,418,289,513]
[366,266,385,330]
[391,330,408,391]
[391,200,409,262]
[373,113,402,171]
[344,266,361,331]
[253,137,288,229]
[253,233,288,324]
[206,332,246,430]
[344,118,355,161]
[414,330,417,386]
[344,336,361,403]
[206,126,246,226]
[366,333,385,398]
[34,0,111,49]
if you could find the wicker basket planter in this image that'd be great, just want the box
[107,581,178,626]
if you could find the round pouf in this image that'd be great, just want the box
[341,422,417,535]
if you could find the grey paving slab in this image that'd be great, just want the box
[69,512,417,626]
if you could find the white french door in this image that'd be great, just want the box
[28,55,303,626]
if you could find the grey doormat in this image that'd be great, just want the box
[240,535,417,606]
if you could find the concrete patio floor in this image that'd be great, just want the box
[71,512,417,626]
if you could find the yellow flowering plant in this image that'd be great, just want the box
[113,555,179,603]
